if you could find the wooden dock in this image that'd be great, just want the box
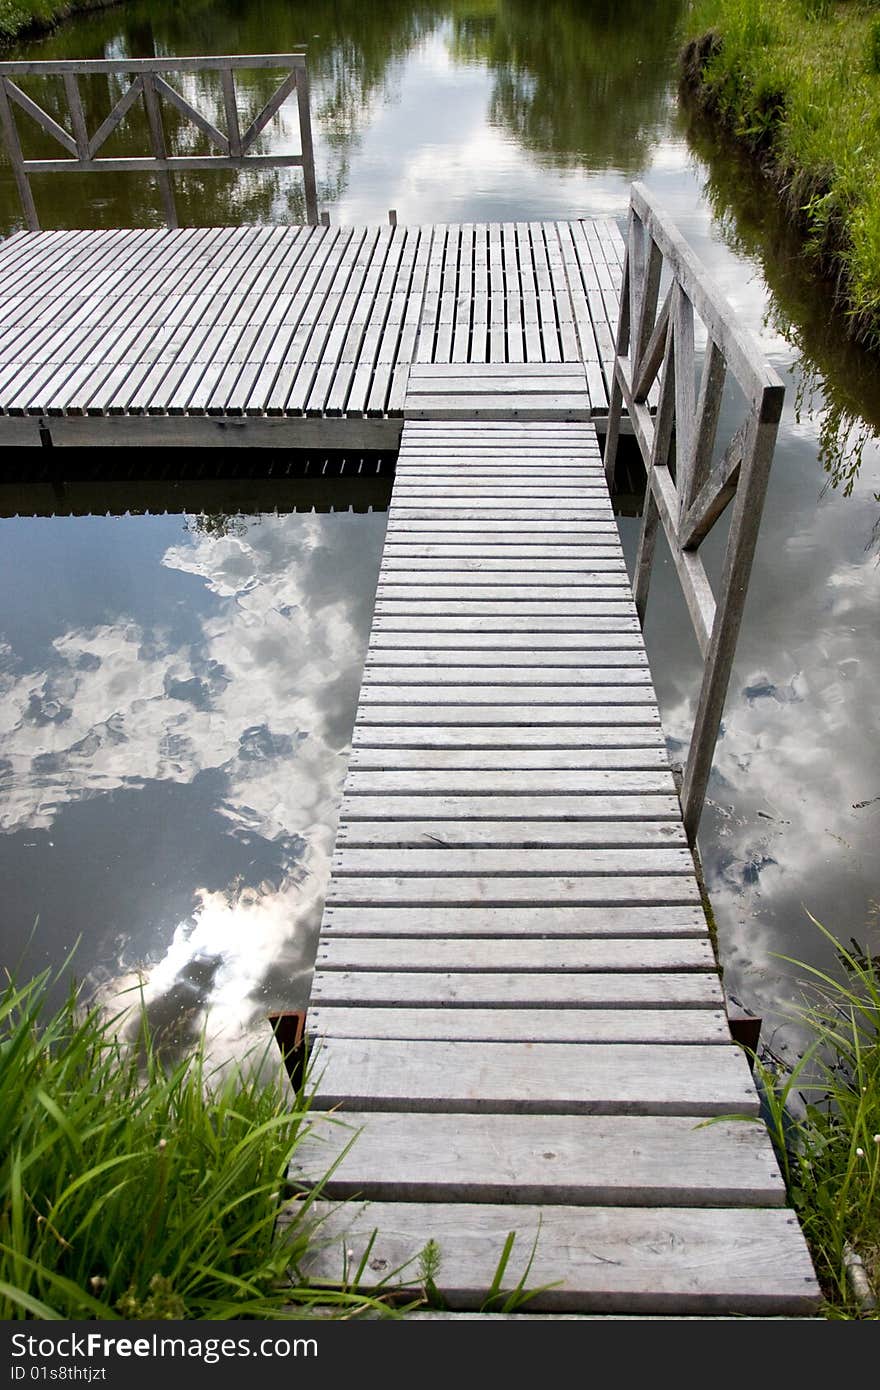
[0,219,621,447]
[0,146,821,1311]
[288,379,819,1315]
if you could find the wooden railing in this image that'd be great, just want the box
[604,183,784,845]
[0,54,318,230]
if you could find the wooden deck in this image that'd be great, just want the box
[290,386,820,1316]
[0,219,621,447]
[0,193,820,1313]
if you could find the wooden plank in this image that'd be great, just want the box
[333,822,687,850]
[320,905,708,937]
[358,686,653,707]
[308,1038,757,1116]
[406,375,586,396]
[355,708,660,726]
[348,749,666,771]
[344,770,673,795]
[331,847,692,880]
[291,1112,784,1205]
[332,800,675,817]
[351,724,663,747]
[311,971,720,1009]
[303,1007,728,1046]
[315,938,711,972]
[301,1201,819,1314]
[405,395,590,419]
[364,636,645,650]
[409,363,587,378]
[363,647,646,665]
[369,620,643,634]
[324,875,701,905]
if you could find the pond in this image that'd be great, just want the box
[1,0,878,1066]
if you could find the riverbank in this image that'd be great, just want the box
[680,1,880,354]
[0,0,118,44]
[756,919,879,1317]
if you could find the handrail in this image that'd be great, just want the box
[0,53,318,230]
[604,182,785,845]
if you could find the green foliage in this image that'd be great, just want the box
[711,914,880,1317]
[0,966,373,1319]
[682,0,880,352]
[868,17,880,73]
[0,0,113,43]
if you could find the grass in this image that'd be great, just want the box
[0,0,117,43]
[680,0,880,352]
[0,963,557,1320]
[0,964,399,1320]
[737,915,879,1316]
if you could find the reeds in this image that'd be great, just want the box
[0,966,370,1319]
[748,915,879,1317]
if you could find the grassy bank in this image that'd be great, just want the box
[0,967,381,1319]
[0,0,118,44]
[751,919,879,1317]
[680,0,880,352]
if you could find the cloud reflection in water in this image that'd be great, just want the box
[0,509,385,1061]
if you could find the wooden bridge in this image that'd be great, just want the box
[0,56,820,1317]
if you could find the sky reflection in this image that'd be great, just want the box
[0,509,385,1056]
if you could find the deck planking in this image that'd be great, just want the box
[0,220,625,446]
[294,398,820,1316]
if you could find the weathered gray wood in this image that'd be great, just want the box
[334,795,680,821]
[308,1038,757,1116]
[330,846,692,880]
[315,937,711,971]
[0,79,38,230]
[611,186,785,841]
[0,55,317,231]
[344,770,674,795]
[303,1007,728,1046]
[301,1201,819,1313]
[333,821,687,850]
[348,748,665,770]
[355,706,659,725]
[366,631,642,650]
[324,875,702,906]
[320,905,708,937]
[310,970,721,1008]
[0,56,308,75]
[364,647,645,665]
[291,1112,784,1205]
[351,723,661,747]
[358,686,654,708]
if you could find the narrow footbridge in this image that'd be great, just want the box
[291,382,819,1317]
[0,56,820,1312]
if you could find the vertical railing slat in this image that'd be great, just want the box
[610,185,785,845]
[221,65,242,158]
[295,62,319,226]
[141,71,178,229]
[0,77,39,230]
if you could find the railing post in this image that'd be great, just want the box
[141,71,178,229]
[220,66,242,157]
[681,383,784,843]
[63,73,90,162]
[295,60,319,226]
[633,304,675,622]
[0,77,39,230]
[603,239,630,488]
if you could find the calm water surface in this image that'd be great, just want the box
[1,0,878,1062]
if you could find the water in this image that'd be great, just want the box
[1,0,878,1063]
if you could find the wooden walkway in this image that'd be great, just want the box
[0,193,820,1312]
[291,384,820,1316]
[0,220,621,446]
